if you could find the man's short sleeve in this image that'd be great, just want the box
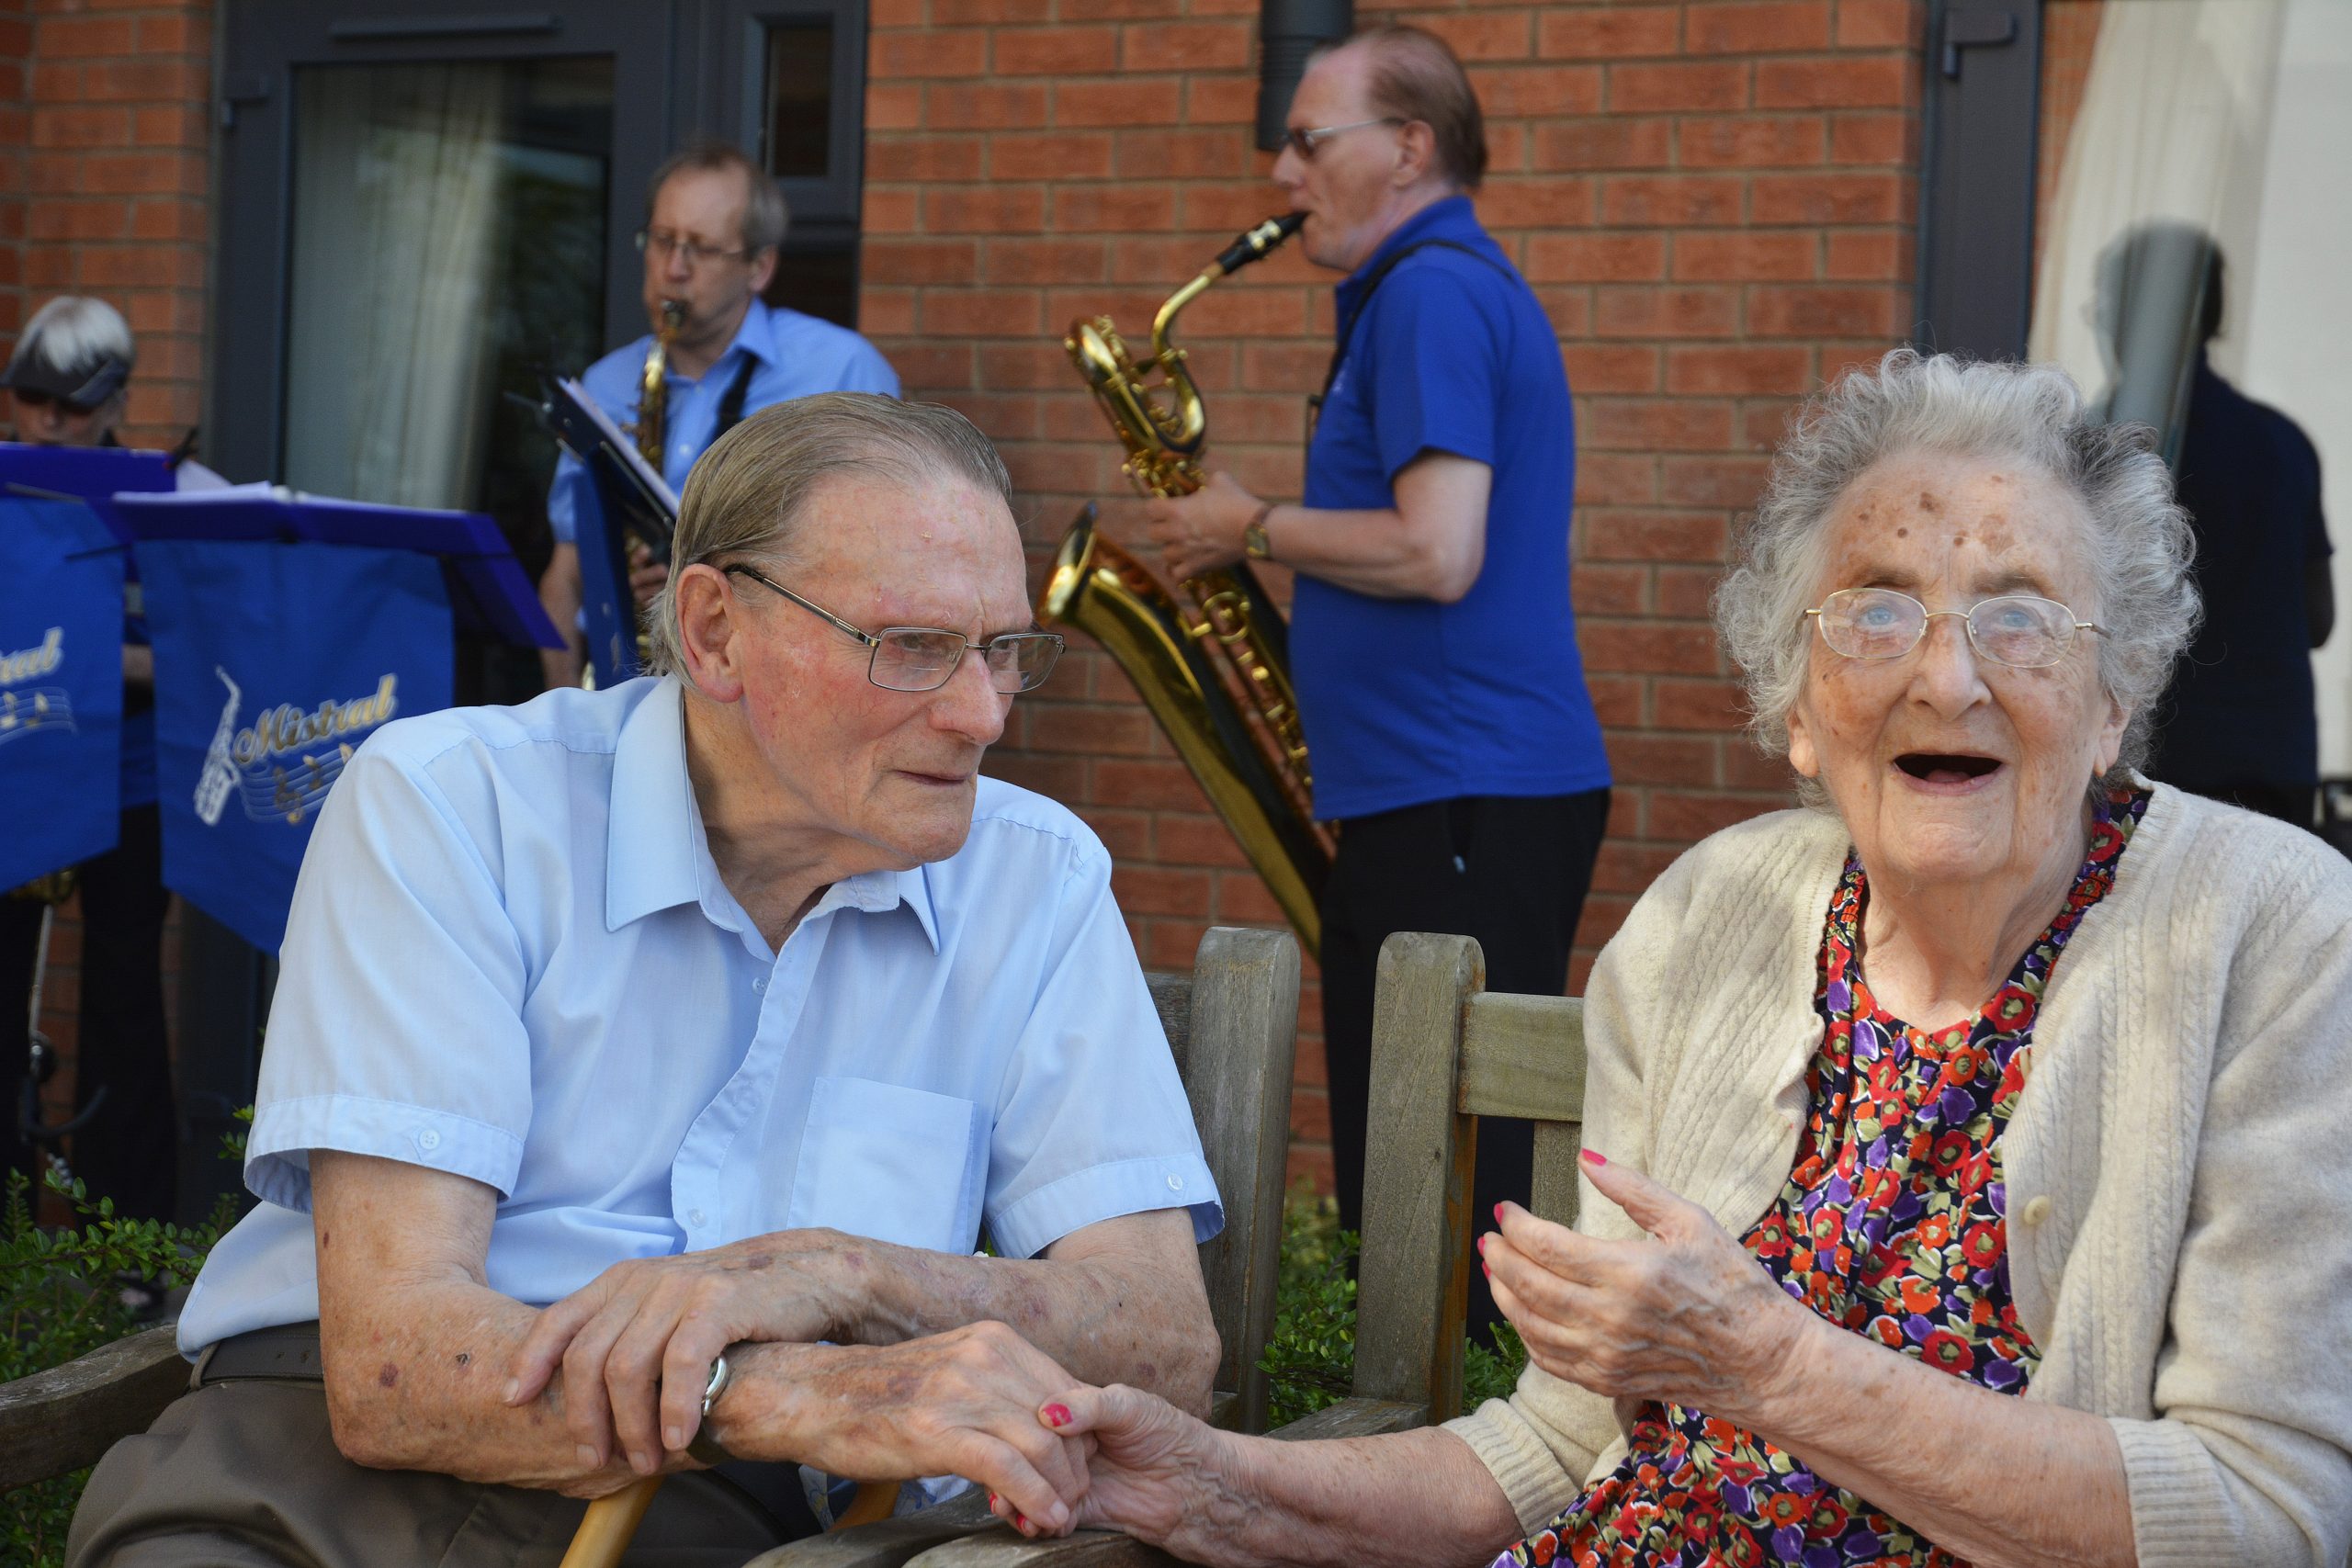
[547,449,588,546]
[978,836,1220,1260]
[1368,266,1500,480]
[243,739,536,1212]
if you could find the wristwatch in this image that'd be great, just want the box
[688,1351,734,1467]
[1242,502,1277,561]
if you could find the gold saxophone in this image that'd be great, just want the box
[632,298,686,468]
[1046,213,1331,955]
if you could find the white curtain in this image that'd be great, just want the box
[2026,0,2284,455]
[283,64,506,509]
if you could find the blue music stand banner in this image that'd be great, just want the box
[0,442,174,526]
[0,497,125,888]
[138,538,454,953]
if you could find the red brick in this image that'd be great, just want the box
[1537,6,1679,61]
[1532,287,1592,338]
[869,134,983,181]
[1579,400,1736,454]
[34,15,131,58]
[1057,183,1182,232]
[1610,733,1718,786]
[1212,871,1286,927]
[1026,702,1155,755]
[926,185,1046,233]
[860,286,917,336]
[924,82,1048,130]
[1656,671,1749,728]
[1747,285,1901,337]
[1096,758,1210,812]
[1468,64,1603,118]
[1154,812,1252,869]
[1054,78,1182,127]
[1829,111,1913,166]
[1662,454,1771,507]
[866,84,923,130]
[867,238,984,285]
[1824,230,1909,281]
[85,59,207,103]
[1530,118,1671,172]
[1476,176,1597,228]
[1838,0,1923,49]
[921,287,1046,336]
[1608,62,1747,114]
[1686,3,1833,55]
[994,27,1118,75]
[1561,344,1661,394]
[1572,561,1645,615]
[80,152,201,197]
[1418,11,1532,62]
[1122,127,1252,179]
[985,751,1088,800]
[1677,115,1826,168]
[1578,621,1720,676]
[1657,564,1724,617]
[1121,20,1250,70]
[1183,75,1258,126]
[1582,509,1728,560]
[1672,231,1816,282]
[990,130,1113,181]
[1649,789,1781,842]
[1600,174,1743,228]
[873,28,987,76]
[1750,172,1908,224]
[30,107,127,149]
[28,197,125,240]
[1522,231,1666,284]
[993,239,1115,288]
[1060,0,1182,18]
[933,0,1052,22]
[1754,58,1913,111]
[1724,745,1800,790]
[132,106,205,148]
[1575,452,1657,505]
[1583,673,1643,728]
[1074,805,1152,861]
[1594,285,1738,339]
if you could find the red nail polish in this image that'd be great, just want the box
[1014,1515,1031,1532]
[1492,1202,1505,1224]
[1482,1260,1491,1279]
[1581,1148,1607,1167]
[1043,1402,1072,1428]
[989,1494,1000,1509]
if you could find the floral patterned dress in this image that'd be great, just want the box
[1492,786,2149,1568]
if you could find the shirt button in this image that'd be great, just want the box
[2020,1196,2052,1226]
[417,1128,442,1152]
[689,1209,707,1227]
[752,977,767,994]
[1166,1175,1183,1191]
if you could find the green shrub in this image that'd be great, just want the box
[0,1170,231,1567]
[1261,1185,1525,1427]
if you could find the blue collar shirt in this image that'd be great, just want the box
[177,676,1218,1351]
[547,298,900,544]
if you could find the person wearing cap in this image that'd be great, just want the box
[1,297,223,1253]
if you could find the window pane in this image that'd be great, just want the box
[765,23,833,179]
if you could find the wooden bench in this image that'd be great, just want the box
[0,925,1303,1568]
[784,929,1584,1568]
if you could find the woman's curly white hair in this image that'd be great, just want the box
[1712,349,2200,791]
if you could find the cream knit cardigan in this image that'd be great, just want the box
[1444,782,2352,1566]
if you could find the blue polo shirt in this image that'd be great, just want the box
[1294,196,1609,821]
[548,298,899,544]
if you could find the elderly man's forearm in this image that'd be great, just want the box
[322,1277,663,1495]
[850,1225,1217,1415]
[1749,1313,2135,1568]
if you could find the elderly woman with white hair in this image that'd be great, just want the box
[989,352,2352,1566]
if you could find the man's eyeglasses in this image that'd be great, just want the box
[1805,587,2108,671]
[1281,117,1405,160]
[635,228,757,268]
[723,564,1065,694]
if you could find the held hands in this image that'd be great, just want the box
[503,1228,866,1475]
[1481,1152,1816,1427]
[1143,471,1262,581]
[985,1382,1226,1549]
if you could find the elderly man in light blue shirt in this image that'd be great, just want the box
[68,395,1217,1568]
[537,138,899,687]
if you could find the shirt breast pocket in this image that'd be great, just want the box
[785,1077,988,1254]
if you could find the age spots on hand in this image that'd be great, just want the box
[1918,490,1941,513]
[378,1362,401,1389]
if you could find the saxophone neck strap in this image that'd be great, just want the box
[713,353,762,442]
[1317,238,1510,404]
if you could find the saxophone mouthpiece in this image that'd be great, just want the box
[656,298,687,334]
[1213,212,1307,276]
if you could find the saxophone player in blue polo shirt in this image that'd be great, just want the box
[1144,25,1611,1336]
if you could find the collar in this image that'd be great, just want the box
[1336,194,1485,302]
[604,677,943,953]
[705,297,778,378]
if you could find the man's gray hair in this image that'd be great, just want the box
[6,296,135,381]
[648,139,787,254]
[1713,350,2199,790]
[644,393,1015,676]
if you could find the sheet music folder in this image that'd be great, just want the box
[0,441,174,528]
[105,485,562,649]
[538,372,679,559]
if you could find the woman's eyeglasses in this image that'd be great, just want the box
[1805,587,2107,670]
[723,564,1065,694]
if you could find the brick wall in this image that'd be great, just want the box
[861,0,1928,1186]
[6,0,214,448]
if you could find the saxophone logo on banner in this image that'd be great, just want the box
[0,498,125,890]
[140,538,452,953]
[194,669,400,828]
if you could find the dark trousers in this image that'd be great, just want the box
[0,805,178,1220]
[1317,789,1610,1340]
